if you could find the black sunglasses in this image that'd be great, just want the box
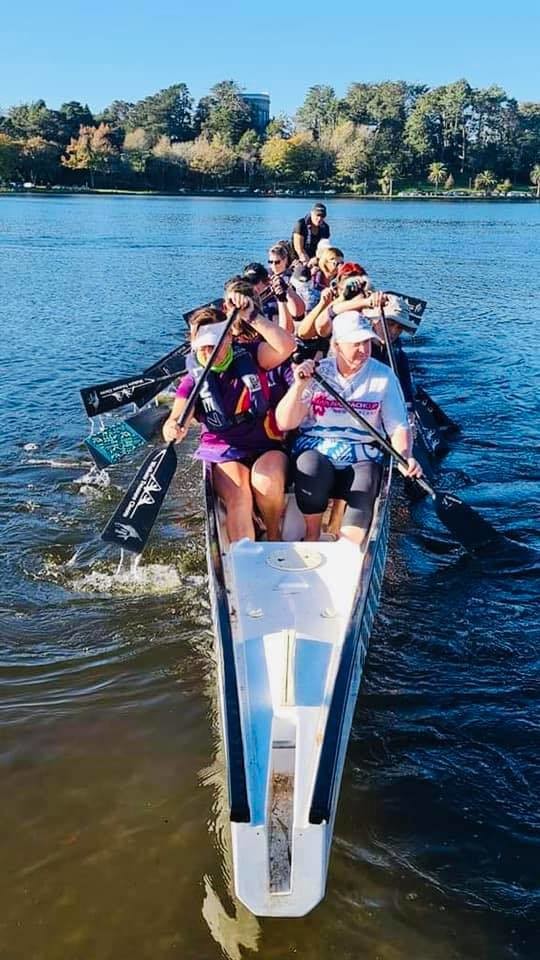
[268,258,283,264]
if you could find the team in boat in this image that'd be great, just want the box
[162,205,423,544]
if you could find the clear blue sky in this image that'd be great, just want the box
[1,1,539,116]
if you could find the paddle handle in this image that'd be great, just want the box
[311,370,436,498]
[174,308,240,431]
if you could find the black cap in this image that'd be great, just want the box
[312,202,327,216]
[243,262,268,284]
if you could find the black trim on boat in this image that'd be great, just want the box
[205,468,251,824]
[308,465,391,825]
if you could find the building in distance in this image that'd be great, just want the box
[242,93,270,136]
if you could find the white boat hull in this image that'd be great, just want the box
[205,462,392,916]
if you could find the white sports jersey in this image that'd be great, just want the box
[294,356,408,465]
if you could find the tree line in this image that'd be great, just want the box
[1,79,539,196]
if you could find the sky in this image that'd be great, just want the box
[1,1,539,117]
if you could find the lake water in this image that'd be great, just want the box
[0,195,539,960]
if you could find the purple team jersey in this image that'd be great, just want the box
[176,344,292,463]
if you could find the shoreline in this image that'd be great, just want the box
[0,186,537,202]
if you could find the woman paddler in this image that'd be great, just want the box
[275,311,423,544]
[162,295,295,542]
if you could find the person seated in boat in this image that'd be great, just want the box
[363,294,418,409]
[297,262,376,342]
[162,299,296,543]
[267,242,305,319]
[312,263,384,340]
[302,246,344,312]
[275,311,423,544]
[241,263,295,333]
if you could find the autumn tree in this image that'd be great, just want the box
[62,124,118,187]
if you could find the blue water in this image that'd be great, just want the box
[0,195,539,960]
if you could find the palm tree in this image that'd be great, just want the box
[427,162,448,191]
[474,170,497,195]
[530,164,540,199]
[378,163,399,198]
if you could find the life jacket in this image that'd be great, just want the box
[301,214,329,258]
[189,345,269,433]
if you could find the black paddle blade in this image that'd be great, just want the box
[433,491,506,554]
[415,400,450,458]
[81,372,177,417]
[101,443,178,553]
[416,385,460,434]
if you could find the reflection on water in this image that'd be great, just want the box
[1,196,539,959]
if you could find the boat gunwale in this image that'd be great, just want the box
[204,464,251,823]
[308,457,392,825]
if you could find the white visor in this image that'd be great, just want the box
[192,319,230,351]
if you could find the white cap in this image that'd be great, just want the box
[332,311,382,344]
[316,238,331,255]
[363,295,418,333]
[192,319,229,350]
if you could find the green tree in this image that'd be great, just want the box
[474,170,497,194]
[128,84,193,143]
[296,85,340,139]
[20,137,61,184]
[62,124,118,187]
[495,178,512,195]
[265,114,294,140]
[427,161,448,189]
[236,129,260,183]
[530,163,540,198]
[0,133,22,181]
[5,100,61,141]
[321,120,372,187]
[196,81,251,145]
[57,101,94,143]
[378,163,399,197]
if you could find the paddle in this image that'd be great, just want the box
[85,404,173,469]
[415,384,460,434]
[309,367,507,555]
[80,343,190,417]
[384,290,427,329]
[101,310,239,554]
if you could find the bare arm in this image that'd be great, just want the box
[252,312,296,369]
[389,424,422,478]
[162,396,195,443]
[292,231,308,263]
[297,287,334,339]
[276,297,295,334]
[275,360,314,430]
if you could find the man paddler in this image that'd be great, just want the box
[291,203,330,266]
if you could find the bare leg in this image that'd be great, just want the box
[250,450,288,541]
[304,514,324,541]
[327,499,346,537]
[212,461,255,542]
